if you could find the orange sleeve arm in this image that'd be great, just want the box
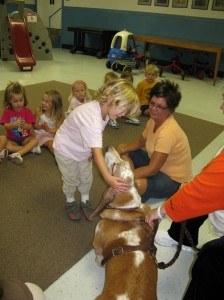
[164,151,224,222]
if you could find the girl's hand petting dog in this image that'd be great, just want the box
[108,175,129,193]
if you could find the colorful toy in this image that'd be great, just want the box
[106,30,145,72]
[188,51,214,80]
[159,48,185,80]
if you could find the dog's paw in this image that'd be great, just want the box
[95,255,104,267]
[87,214,94,221]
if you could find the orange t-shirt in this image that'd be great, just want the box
[136,79,158,106]
[142,115,193,183]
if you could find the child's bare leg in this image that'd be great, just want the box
[0,136,7,151]
[44,140,54,155]
[20,136,38,156]
[0,136,8,162]
[6,140,23,153]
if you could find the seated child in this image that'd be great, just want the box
[0,81,39,165]
[34,90,64,155]
[65,80,92,117]
[136,64,159,116]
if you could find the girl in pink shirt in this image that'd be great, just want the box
[0,81,39,165]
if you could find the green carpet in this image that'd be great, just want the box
[0,81,223,290]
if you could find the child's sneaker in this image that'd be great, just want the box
[31,146,42,154]
[80,200,94,220]
[0,149,8,159]
[65,202,81,221]
[108,119,119,129]
[8,152,23,165]
[125,117,141,125]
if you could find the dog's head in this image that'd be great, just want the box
[88,146,141,221]
[105,146,134,187]
[104,146,141,209]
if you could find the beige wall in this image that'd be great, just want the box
[37,0,62,29]
[64,0,224,19]
[25,0,35,4]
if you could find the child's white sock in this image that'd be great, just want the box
[81,195,89,204]
[66,197,75,203]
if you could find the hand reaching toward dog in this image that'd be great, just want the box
[116,143,127,156]
[145,209,161,228]
[108,175,129,193]
[92,147,130,193]
[145,206,167,228]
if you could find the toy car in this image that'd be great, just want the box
[106,30,145,72]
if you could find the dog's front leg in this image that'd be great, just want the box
[92,222,106,267]
[88,187,116,221]
[95,252,104,267]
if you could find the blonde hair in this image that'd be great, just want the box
[41,90,63,121]
[68,80,92,103]
[96,79,140,118]
[145,64,159,77]
[4,81,28,108]
[104,72,119,84]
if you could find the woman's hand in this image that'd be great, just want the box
[116,144,127,156]
[145,206,167,228]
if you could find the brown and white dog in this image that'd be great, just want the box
[89,146,158,300]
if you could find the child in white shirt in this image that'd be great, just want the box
[53,79,140,221]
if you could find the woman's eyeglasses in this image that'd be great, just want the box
[149,101,168,112]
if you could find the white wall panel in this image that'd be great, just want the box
[37,0,62,29]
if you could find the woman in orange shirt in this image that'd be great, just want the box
[145,97,224,300]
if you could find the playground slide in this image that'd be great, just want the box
[7,17,36,71]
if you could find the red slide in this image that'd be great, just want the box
[7,17,36,71]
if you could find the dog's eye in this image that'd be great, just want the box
[111,163,116,174]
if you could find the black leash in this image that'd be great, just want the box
[155,220,200,270]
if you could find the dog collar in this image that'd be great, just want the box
[106,205,140,211]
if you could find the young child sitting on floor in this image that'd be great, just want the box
[0,81,40,165]
[136,63,159,116]
[34,90,64,155]
[64,80,92,117]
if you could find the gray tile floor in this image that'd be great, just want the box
[1,49,223,299]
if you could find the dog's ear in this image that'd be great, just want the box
[110,163,116,175]
[125,161,131,167]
